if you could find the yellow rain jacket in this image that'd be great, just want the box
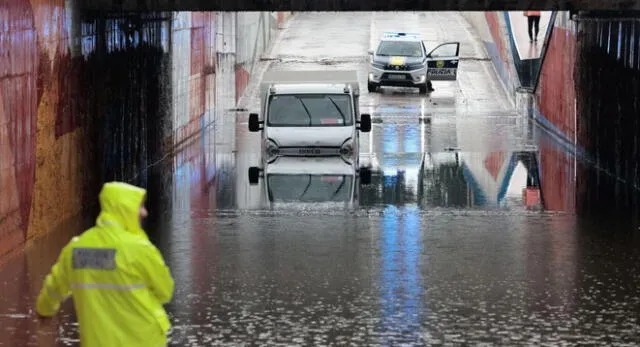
[36,182,174,347]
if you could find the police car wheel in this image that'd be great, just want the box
[419,84,428,94]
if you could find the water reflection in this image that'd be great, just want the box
[362,150,543,210]
[247,156,368,210]
[377,204,423,345]
[3,114,640,345]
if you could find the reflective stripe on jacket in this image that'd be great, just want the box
[36,182,175,347]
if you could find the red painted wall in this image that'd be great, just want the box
[485,12,509,66]
[535,25,577,141]
[235,65,251,102]
[0,0,40,258]
[174,12,216,146]
[539,141,576,212]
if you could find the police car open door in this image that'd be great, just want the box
[426,42,460,81]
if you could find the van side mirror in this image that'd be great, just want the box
[367,49,374,55]
[248,167,262,185]
[248,113,262,132]
[359,167,372,185]
[359,114,372,133]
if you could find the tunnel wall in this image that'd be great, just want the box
[1,0,90,259]
[574,14,640,216]
[235,12,291,102]
[462,12,521,100]
[0,3,292,260]
[171,12,216,147]
[532,12,578,146]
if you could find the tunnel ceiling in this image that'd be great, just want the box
[78,0,640,11]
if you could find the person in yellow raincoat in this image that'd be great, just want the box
[35,181,175,347]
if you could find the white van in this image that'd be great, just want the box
[248,70,372,167]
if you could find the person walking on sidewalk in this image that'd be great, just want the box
[35,182,175,347]
[524,11,542,43]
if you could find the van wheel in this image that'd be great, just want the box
[419,84,428,94]
[368,82,378,93]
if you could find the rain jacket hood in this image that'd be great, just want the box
[97,181,147,236]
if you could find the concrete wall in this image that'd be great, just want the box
[463,12,521,100]
[235,12,289,102]
[0,3,292,260]
[171,12,217,147]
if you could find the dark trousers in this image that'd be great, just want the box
[527,16,541,40]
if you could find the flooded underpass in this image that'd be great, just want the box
[2,11,640,347]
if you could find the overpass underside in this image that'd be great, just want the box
[78,0,640,11]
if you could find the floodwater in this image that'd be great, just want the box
[2,11,640,347]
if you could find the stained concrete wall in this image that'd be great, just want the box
[0,3,292,260]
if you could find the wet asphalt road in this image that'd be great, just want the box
[3,12,640,347]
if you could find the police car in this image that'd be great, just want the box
[367,32,460,94]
